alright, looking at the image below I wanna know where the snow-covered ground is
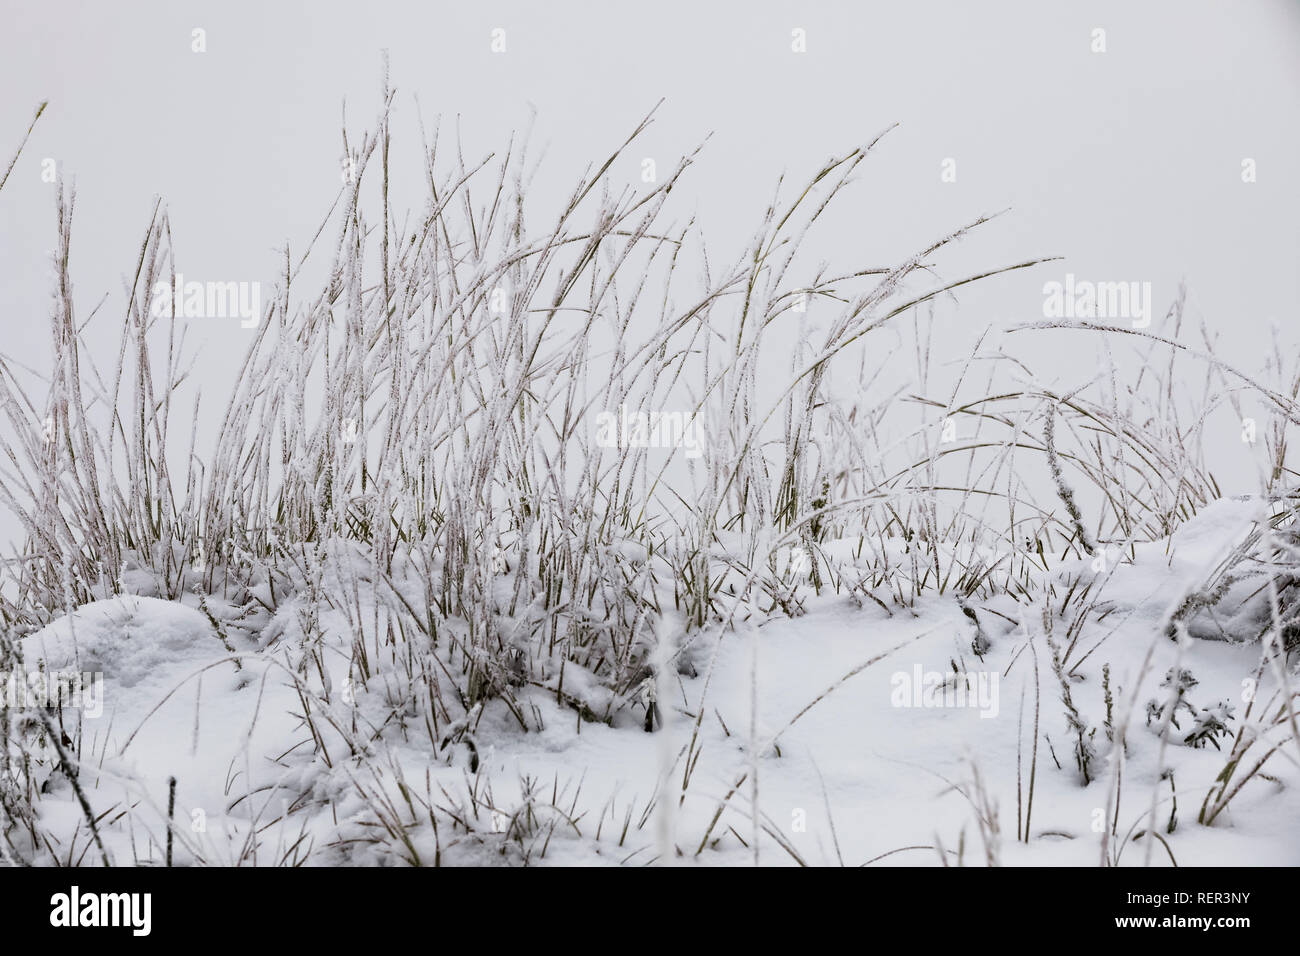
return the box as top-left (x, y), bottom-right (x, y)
top-left (11, 496), bottom-right (1296, 867)
top-left (3, 26), bottom-right (1296, 868)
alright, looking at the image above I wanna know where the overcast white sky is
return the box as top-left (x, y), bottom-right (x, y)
top-left (1, 0), bottom-right (1298, 500)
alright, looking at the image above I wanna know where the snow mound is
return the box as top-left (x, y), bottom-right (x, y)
top-left (18, 596), bottom-right (222, 689)
top-left (1166, 495), bottom-right (1261, 564)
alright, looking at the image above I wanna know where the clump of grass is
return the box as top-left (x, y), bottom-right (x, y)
top-left (2, 76), bottom-right (1296, 867)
